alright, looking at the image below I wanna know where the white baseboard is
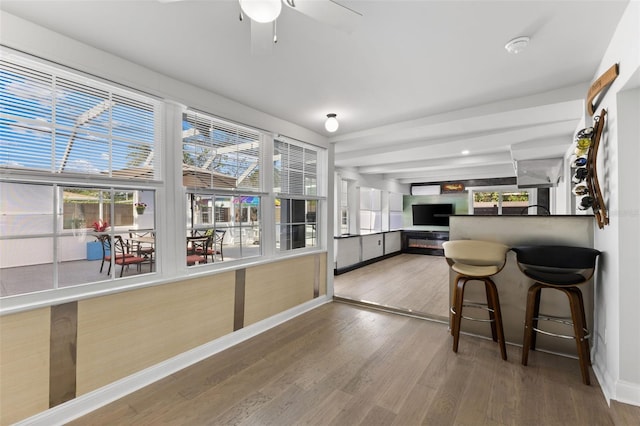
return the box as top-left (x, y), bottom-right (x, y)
top-left (616, 380), bottom-right (640, 407)
top-left (593, 361), bottom-right (615, 405)
top-left (593, 361), bottom-right (640, 408)
top-left (16, 296), bottom-right (331, 426)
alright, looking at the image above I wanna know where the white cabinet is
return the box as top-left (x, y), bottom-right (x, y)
top-left (335, 237), bottom-right (360, 269)
top-left (361, 234), bottom-right (384, 261)
top-left (335, 231), bottom-right (401, 273)
top-left (384, 231), bottom-right (402, 254)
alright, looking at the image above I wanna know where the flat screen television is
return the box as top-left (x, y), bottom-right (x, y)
top-left (412, 203), bottom-right (454, 226)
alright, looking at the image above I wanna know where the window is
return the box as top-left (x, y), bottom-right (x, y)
top-left (339, 179), bottom-right (349, 235)
top-left (1, 49), bottom-right (328, 301)
top-left (182, 110), bottom-right (260, 191)
top-left (182, 110), bottom-right (263, 263)
top-left (1, 56), bottom-right (159, 180)
top-left (274, 137), bottom-right (323, 251)
top-left (360, 187), bottom-right (381, 233)
top-left (186, 192), bottom-right (261, 263)
top-left (63, 188), bottom-right (136, 229)
top-left (0, 181), bottom-right (157, 297)
top-left (0, 52), bottom-right (161, 297)
top-left (389, 192), bottom-right (404, 230)
top-left (471, 189), bottom-right (533, 215)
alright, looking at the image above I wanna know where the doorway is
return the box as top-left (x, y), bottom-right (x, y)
top-left (333, 252), bottom-right (450, 321)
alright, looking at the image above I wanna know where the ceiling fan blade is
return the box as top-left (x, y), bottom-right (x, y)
top-left (250, 20), bottom-right (274, 55)
top-left (290, 0), bottom-right (362, 33)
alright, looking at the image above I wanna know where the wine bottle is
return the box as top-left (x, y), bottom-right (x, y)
top-left (575, 126), bottom-right (594, 140)
top-left (575, 147), bottom-right (589, 157)
top-left (572, 184), bottom-right (589, 196)
top-left (576, 138), bottom-right (592, 150)
top-left (578, 196), bottom-right (594, 211)
top-left (572, 156), bottom-right (588, 168)
top-left (572, 167), bottom-right (588, 183)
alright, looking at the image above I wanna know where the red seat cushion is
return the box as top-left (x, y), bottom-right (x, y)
top-left (186, 254), bottom-right (206, 265)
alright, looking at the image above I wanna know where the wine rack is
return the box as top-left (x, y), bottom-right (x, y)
top-left (572, 108), bottom-right (608, 229)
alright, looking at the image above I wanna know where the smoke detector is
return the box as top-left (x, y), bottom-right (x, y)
top-left (505, 36), bottom-right (530, 54)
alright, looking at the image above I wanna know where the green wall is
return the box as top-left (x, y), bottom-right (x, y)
top-left (403, 193), bottom-right (469, 230)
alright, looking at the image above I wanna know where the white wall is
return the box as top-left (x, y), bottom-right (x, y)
top-left (617, 85), bottom-right (640, 399)
top-left (336, 168), bottom-right (410, 194)
top-left (589, 0), bottom-right (640, 406)
top-left (334, 167), bottom-right (410, 236)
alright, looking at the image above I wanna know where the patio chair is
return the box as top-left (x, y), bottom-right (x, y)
top-left (100, 235), bottom-right (146, 276)
top-left (213, 229), bottom-right (226, 261)
top-left (98, 234), bottom-right (132, 273)
top-left (128, 230), bottom-right (155, 267)
top-left (193, 229), bottom-right (224, 262)
top-left (187, 236), bottom-right (210, 266)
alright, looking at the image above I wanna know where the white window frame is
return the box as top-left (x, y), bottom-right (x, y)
top-left (0, 49), bottom-right (329, 308)
top-left (467, 186), bottom-right (537, 215)
top-left (180, 109), bottom-right (267, 267)
top-left (0, 49), bottom-right (163, 299)
top-left (388, 192), bottom-right (404, 231)
top-left (359, 187), bottom-right (382, 233)
top-left (274, 136), bottom-right (326, 253)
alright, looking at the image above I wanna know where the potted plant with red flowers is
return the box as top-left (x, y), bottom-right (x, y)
top-left (92, 220), bottom-right (109, 233)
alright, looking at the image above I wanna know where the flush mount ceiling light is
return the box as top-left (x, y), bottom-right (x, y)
top-left (239, 0), bottom-right (282, 23)
top-left (505, 36), bottom-right (530, 54)
top-left (324, 113), bottom-right (339, 132)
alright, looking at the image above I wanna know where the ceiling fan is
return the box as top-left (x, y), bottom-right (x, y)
top-left (160, 0), bottom-right (362, 55)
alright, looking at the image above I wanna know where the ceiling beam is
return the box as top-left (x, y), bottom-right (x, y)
top-left (392, 163), bottom-right (516, 184)
top-left (357, 152), bottom-right (513, 175)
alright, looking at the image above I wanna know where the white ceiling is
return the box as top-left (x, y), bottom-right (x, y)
top-left (0, 0), bottom-right (630, 184)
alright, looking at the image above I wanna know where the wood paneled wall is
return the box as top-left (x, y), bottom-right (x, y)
top-left (244, 254), bottom-right (326, 326)
top-left (0, 308), bottom-right (51, 426)
top-left (76, 272), bottom-right (237, 394)
top-left (0, 253), bottom-right (327, 425)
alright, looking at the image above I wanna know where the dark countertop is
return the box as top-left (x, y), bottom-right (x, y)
top-left (334, 230), bottom-right (402, 239)
top-left (449, 214), bottom-right (594, 217)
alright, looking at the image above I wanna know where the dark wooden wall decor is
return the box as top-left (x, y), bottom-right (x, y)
top-left (587, 63), bottom-right (619, 116)
top-left (441, 182), bottom-right (465, 193)
top-left (578, 63), bottom-right (618, 228)
top-left (586, 109), bottom-right (609, 229)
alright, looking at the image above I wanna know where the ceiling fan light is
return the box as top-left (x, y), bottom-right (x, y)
top-left (505, 36), bottom-right (530, 54)
top-left (239, 0), bottom-right (282, 23)
top-left (325, 113), bottom-right (339, 132)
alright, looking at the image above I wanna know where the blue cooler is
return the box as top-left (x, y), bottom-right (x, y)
top-left (86, 241), bottom-right (106, 260)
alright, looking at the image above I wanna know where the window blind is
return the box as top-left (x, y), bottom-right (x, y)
top-left (182, 110), bottom-right (261, 191)
top-left (274, 138), bottom-right (318, 196)
top-left (0, 55), bottom-right (160, 180)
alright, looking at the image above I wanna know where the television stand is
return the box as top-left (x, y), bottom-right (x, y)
top-left (402, 230), bottom-right (449, 256)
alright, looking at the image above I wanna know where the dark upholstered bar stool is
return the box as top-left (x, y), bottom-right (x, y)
top-left (511, 245), bottom-right (600, 385)
top-left (443, 240), bottom-right (510, 360)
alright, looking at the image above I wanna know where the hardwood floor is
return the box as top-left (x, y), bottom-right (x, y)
top-left (333, 254), bottom-right (450, 319)
top-left (69, 302), bottom-right (640, 425)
